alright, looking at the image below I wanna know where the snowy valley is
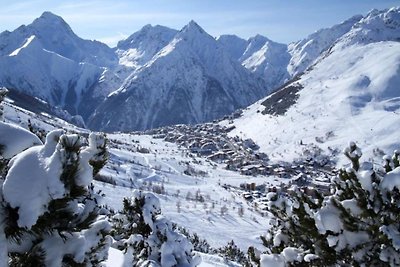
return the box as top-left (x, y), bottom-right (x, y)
top-left (0, 5), bottom-right (400, 267)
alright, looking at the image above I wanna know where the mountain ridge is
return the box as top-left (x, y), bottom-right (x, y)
top-left (1, 8), bottom-right (399, 132)
top-left (88, 20), bottom-right (267, 131)
top-left (223, 7), bottom-right (400, 165)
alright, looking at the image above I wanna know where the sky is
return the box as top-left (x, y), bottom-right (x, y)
top-left (0, 0), bottom-right (398, 47)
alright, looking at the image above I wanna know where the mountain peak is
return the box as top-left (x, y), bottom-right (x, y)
top-left (247, 34), bottom-right (272, 47)
top-left (116, 24), bottom-right (177, 53)
top-left (140, 24), bottom-right (154, 32)
top-left (181, 20), bottom-right (206, 35)
top-left (35, 11), bottom-right (69, 26)
top-left (362, 6), bottom-right (400, 23)
top-left (332, 6), bottom-right (400, 51)
top-left (30, 11), bottom-right (74, 37)
top-left (252, 34), bottom-right (268, 41)
top-left (39, 11), bottom-right (62, 19)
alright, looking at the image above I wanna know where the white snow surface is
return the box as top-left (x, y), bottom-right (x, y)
top-left (3, 129), bottom-right (65, 228)
top-left (2, 7), bottom-right (400, 266)
top-left (218, 34), bottom-right (290, 90)
top-left (2, 102), bottom-right (285, 265)
top-left (260, 254), bottom-right (285, 267)
top-left (99, 133), bottom-right (275, 251)
top-left (380, 167), bottom-right (400, 191)
top-left (216, 35), bottom-right (247, 61)
top-left (287, 14), bottom-right (363, 76)
top-left (2, 130), bottom-right (103, 228)
top-left (240, 36), bottom-right (290, 90)
top-left (224, 41), bottom-right (400, 166)
top-left (40, 220), bottom-right (111, 266)
top-left (117, 24), bottom-right (177, 68)
top-left (0, 121), bottom-right (42, 159)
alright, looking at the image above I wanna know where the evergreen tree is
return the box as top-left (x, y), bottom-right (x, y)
top-left (0, 88), bottom-right (9, 173)
top-left (343, 141), bottom-right (362, 171)
top-left (218, 240), bottom-right (251, 266)
top-left (112, 190), bottom-right (200, 267)
top-left (256, 142), bottom-right (400, 266)
top-left (89, 133), bottom-right (108, 177)
top-left (0, 88), bottom-right (7, 121)
top-left (1, 130), bottom-right (111, 266)
top-left (393, 150), bottom-right (400, 168)
top-left (383, 155), bottom-right (393, 173)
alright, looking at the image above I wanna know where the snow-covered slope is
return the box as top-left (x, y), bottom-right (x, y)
top-left (216, 34), bottom-right (247, 61)
top-left (240, 35), bottom-right (290, 90)
top-left (88, 21), bottom-right (267, 132)
top-left (332, 7), bottom-right (400, 51)
top-left (218, 34), bottom-right (290, 91)
top-left (224, 38), bottom-right (400, 165)
top-left (2, 94), bottom-right (278, 260)
top-left (117, 24), bottom-right (178, 68)
top-left (287, 14), bottom-right (363, 76)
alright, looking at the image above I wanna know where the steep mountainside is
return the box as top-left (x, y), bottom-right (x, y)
top-left (117, 24), bottom-right (178, 68)
top-left (218, 34), bottom-right (290, 90)
top-left (216, 35), bottom-right (247, 61)
top-left (287, 14), bottom-right (363, 76)
top-left (240, 35), bottom-right (290, 90)
top-left (88, 21), bottom-right (267, 132)
top-left (223, 7), bottom-right (400, 165)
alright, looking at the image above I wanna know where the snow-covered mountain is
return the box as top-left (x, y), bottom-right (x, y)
top-left (240, 35), bottom-right (290, 89)
top-left (218, 34), bottom-right (290, 90)
top-left (1, 8), bottom-right (399, 134)
top-left (216, 35), bottom-right (248, 61)
top-left (117, 24), bottom-right (178, 68)
top-left (223, 7), bottom-right (400, 166)
top-left (0, 12), bottom-right (117, 117)
top-left (0, 14), bottom-right (270, 132)
top-left (87, 21), bottom-right (267, 132)
top-left (287, 14), bottom-right (363, 76)
top-left (2, 7), bottom-right (400, 266)
top-left (0, 12), bottom-right (117, 66)
top-left (331, 7), bottom-right (400, 51)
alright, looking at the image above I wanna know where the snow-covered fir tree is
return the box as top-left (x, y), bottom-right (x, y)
top-left (0, 125), bottom-right (111, 266)
top-left (254, 142), bottom-right (400, 266)
top-left (112, 189), bottom-right (200, 267)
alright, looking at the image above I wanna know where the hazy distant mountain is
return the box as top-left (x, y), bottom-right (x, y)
top-left (216, 35), bottom-right (248, 60)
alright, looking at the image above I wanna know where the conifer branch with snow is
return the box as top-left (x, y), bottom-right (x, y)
top-left (255, 142), bottom-right (400, 266)
top-left (112, 190), bottom-right (200, 267)
top-left (0, 125), bottom-right (111, 266)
